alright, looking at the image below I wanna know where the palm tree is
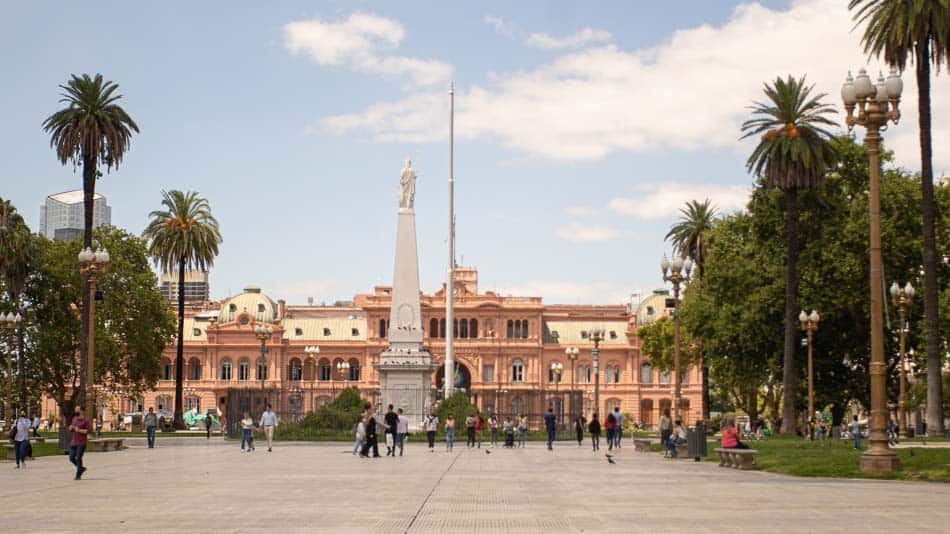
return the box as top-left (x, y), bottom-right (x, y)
top-left (850, 0), bottom-right (949, 435)
top-left (666, 198), bottom-right (718, 420)
top-left (741, 76), bottom-right (838, 434)
top-left (42, 73), bottom-right (139, 414)
top-left (0, 199), bottom-right (34, 411)
top-left (144, 190), bottom-right (221, 429)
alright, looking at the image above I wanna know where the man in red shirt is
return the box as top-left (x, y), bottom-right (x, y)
top-left (68, 405), bottom-right (91, 480)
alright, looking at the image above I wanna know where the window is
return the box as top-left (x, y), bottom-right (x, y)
top-left (238, 360), bottom-right (250, 381)
top-left (429, 318), bottom-right (438, 339)
top-left (606, 366), bottom-right (621, 384)
top-left (513, 320), bottom-right (521, 339)
top-left (229, 303), bottom-right (237, 312)
top-left (257, 359), bottom-right (268, 381)
top-left (239, 316), bottom-right (249, 326)
top-left (646, 306), bottom-right (654, 315)
top-left (453, 319), bottom-right (458, 337)
top-left (483, 364), bottom-right (495, 383)
top-left (220, 359), bottom-right (232, 381)
top-left (511, 359), bottom-right (524, 382)
top-left (576, 365), bottom-right (591, 384)
top-left (659, 370), bottom-right (671, 384)
top-left (511, 397), bottom-right (523, 418)
top-left (295, 327), bottom-right (303, 336)
top-left (521, 320), bottom-right (529, 339)
top-left (323, 327), bottom-right (331, 336)
top-left (379, 319), bottom-right (387, 338)
top-left (288, 358), bottom-right (302, 381)
top-left (348, 359), bottom-right (360, 381)
top-left (548, 365), bottom-right (563, 383)
top-left (439, 318), bottom-right (446, 338)
top-left (186, 396), bottom-right (200, 412)
top-left (507, 320), bottom-right (514, 339)
top-left (161, 359), bottom-right (173, 381)
top-left (609, 330), bottom-right (617, 339)
top-left (460, 319), bottom-right (468, 339)
top-left (351, 328), bottom-right (359, 337)
top-left (188, 358), bottom-right (201, 381)
top-left (470, 319), bottom-right (478, 338)
top-left (580, 330), bottom-right (589, 339)
top-left (156, 395), bottom-right (172, 412)
top-left (318, 359), bottom-right (331, 381)
top-left (257, 303), bottom-right (265, 313)
top-left (193, 328), bottom-right (202, 337)
top-left (641, 363), bottom-right (653, 384)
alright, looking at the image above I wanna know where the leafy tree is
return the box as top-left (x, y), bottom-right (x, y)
top-left (42, 73), bottom-right (139, 413)
top-left (741, 75), bottom-right (838, 433)
top-left (23, 226), bottom-right (175, 423)
top-left (850, 0), bottom-right (950, 434)
top-left (636, 317), bottom-right (699, 375)
top-left (0, 198), bottom-right (34, 411)
top-left (143, 190), bottom-right (221, 429)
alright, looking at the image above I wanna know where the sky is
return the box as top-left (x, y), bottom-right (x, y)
top-left (1, 0), bottom-right (948, 306)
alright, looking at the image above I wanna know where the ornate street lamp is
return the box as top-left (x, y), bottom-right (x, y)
top-left (565, 346), bottom-right (579, 417)
top-left (78, 246), bottom-right (110, 418)
top-left (253, 324), bottom-right (273, 392)
top-left (842, 66), bottom-right (903, 473)
top-left (590, 329), bottom-right (604, 418)
top-left (1, 311), bottom-right (23, 415)
top-left (336, 360), bottom-right (351, 398)
top-left (305, 345), bottom-right (319, 411)
top-left (799, 310), bottom-right (820, 425)
top-left (662, 254), bottom-right (692, 421)
top-left (890, 281), bottom-right (914, 438)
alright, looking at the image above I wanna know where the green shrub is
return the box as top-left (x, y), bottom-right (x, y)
top-left (436, 391), bottom-right (477, 433)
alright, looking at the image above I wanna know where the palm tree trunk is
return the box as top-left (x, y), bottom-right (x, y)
top-left (173, 258), bottom-right (186, 429)
top-left (916, 42), bottom-right (943, 435)
top-left (781, 188), bottom-right (799, 434)
top-left (78, 155), bottom-right (96, 418)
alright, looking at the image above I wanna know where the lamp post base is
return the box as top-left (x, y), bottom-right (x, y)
top-left (860, 450), bottom-right (900, 474)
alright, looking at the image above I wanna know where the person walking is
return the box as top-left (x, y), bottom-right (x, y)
top-left (424, 411), bottom-right (438, 452)
top-left (475, 413), bottom-right (484, 449)
top-left (518, 414), bottom-right (528, 448)
top-left (360, 408), bottom-right (380, 458)
top-left (488, 413), bottom-right (499, 448)
top-left (852, 415), bottom-right (861, 450)
top-left (445, 414), bottom-right (455, 452)
top-left (31, 415), bottom-right (40, 438)
top-left (605, 412), bottom-right (616, 451)
top-left (573, 415), bottom-right (584, 447)
top-left (612, 407), bottom-right (624, 449)
top-left (588, 413), bottom-right (601, 451)
top-left (259, 404), bottom-right (278, 452)
top-left (544, 407), bottom-right (556, 451)
top-left (465, 412), bottom-right (477, 448)
top-left (204, 413), bottom-right (212, 439)
top-left (13, 411), bottom-right (32, 468)
top-left (658, 408), bottom-right (672, 451)
top-left (384, 404), bottom-right (398, 457)
top-left (396, 408), bottom-right (409, 457)
top-left (240, 411), bottom-right (255, 452)
top-left (143, 407), bottom-right (158, 449)
top-left (67, 405), bottom-right (91, 480)
top-left (352, 416), bottom-right (366, 456)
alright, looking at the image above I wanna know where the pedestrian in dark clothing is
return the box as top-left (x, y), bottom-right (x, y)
top-left (588, 413), bottom-right (601, 451)
top-left (68, 405), bottom-right (91, 480)
top-left (574, 415), bottom-right (584, 446)
top-left (360, 409), bottom-right (380, 458)
top-left (205, 414), bottom-right (212, 439)
top-left (384, 404), bottom-right (398, 457)
top-left (605, 413), bottom-right (616, 451)
top-left (544, 408), bottom-right (556, 450)
top-left (465, 412), bottom-right (478, 448)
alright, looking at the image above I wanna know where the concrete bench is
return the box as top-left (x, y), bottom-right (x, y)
top-left (633, 439), bottom-right (651, 452)
top-left (714, 447), bottom-right (758, 470)
top-left (671, 443), bottom-right (688, 459)
top-left (30, 437), bottom-right (46, 444)
top-left (88, 438), bottom-right (124, 452)
top-left (4, 444), bottom-right (28, 461)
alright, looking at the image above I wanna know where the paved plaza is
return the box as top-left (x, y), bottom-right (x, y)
top-left (4, 438), bottom-right (950, 533)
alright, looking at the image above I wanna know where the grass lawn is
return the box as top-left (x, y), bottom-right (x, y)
top-left (676, 436), bottom-right (950, 482)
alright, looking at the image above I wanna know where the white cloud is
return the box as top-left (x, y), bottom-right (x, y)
top-left (284, 13), bottom-right (451, 87)
top-left (525, 28), bottom-right (612, 50)
top-left (564, 206), bottom-right (598, 217)
top-left (484, 14), bottom-right (515, 38)
top-left (490, 279), bottom-right (633, 305)
top-left (608, 183), bottom-right (750, 220)
top-left (318, 0), bottom-right (950, 170)
top-left (554, 222), bottom-right (621, 242)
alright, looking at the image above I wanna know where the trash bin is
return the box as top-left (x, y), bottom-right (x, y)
top-left (905, 427), bottom-right (915, 438)
top-left (687, 422), bottom-right (707, 461)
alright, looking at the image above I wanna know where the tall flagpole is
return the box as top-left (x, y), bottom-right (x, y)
top-left (445, 83), bottom-right (455, 399)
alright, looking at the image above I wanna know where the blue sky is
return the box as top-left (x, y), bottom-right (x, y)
top-left (2, 1), bottom-right (946, 305)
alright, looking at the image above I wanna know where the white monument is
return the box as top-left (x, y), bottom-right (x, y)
top-left (375, 159), bottom-right (437, 429)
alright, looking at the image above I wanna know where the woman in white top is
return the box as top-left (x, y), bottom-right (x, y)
top-left (240, 412), bottom-right (255, 452)
top-left (14, 412), bottom-right (32, 468)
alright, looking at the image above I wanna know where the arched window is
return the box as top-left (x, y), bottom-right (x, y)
top-left (470, 319), bottom-right (478, 338)
top-left (576, 365), bottom-right (592, 384)
top-left (659, 370), bottom-right (671, 384)
top-left (439, 318), bottom-right (446, 338)
top-left (156, 395), bottom-right (172, 412)
top-left (511, 358), bottom-right (525, 382)
top-left (257, 359), bottom-right (268, 381)
top-left (606, 366), bottom-right (621, 384)
top-left (318, 358), bottom-right (331, 381)
top-left (548, 363), bottom-right (564, 383)
top-left (348, 358), bottom-right (360, 381)
top-left (521, 320), bottom-right (529, 339)
top-left (659, 398), bottom-right (672, 416)
top-left (220, 358), bottom-right (232, 381)
top-left (460, 319), bottom-right (469, 339)
top-left (379, 318), bottom-right (387, 338)
top-left (304, 358), bottom-right (316, 381)
top-left (641, 363), bottom-right (654, 384)
top-left (507, 320), bottom-right (514, 339)
top-left (429, 318), bottom-right (438, 339)
top-left (186, 395), bottom-right (201, 412)
top-left (288, 358), bottom-right (302, 381)
top-left (188, 357), bottom-right (202, 381)
top-left (238, 359), bottom-right (250, 381)
top-left (161, 358), bottom-right (173, 381)
top-left (640, 399), bottom-right (655, 426)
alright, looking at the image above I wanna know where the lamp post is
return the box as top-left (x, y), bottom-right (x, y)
top-left (550, 362), bottom-right (563, 424)
top-left (1, 311), bottom-right (22, 418)
top-left (253, 324), bottom-right (273, 392)
top-left (799, 310), bottom-right (820, 423)
top-left (289, 385), bottom-right (302, 422)
top-left (565, 346), bottom-right (579, 417)
top-left (890, 281), bottom-right (914, 438)
top-left (336, 360), bottom-right (351, 398)
top-left (662, 254), bottom-right (692, 422)
top-left (590, 329), bottom-right (603, 418)
top-left (842, 66), bottom-right (903, 473)
top-left (305, 345), bottom-right (319, 412)
top-left (78, 246), bottom-right (109, 419)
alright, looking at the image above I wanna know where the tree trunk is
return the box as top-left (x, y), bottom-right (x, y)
top-left (917, 42), bottom-right (944, 435)
top-left (17, 318), bottom-right (25, 410)
top-left (78, 155), bottom-right (96, 417)
top-left (173, 258), bottom-right (186, 429)
top-left (781, 188), bottom-right (800, 434)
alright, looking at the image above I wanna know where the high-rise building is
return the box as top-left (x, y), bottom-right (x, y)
top-left (39, 190), bottom-right (111, 240)
top-left (160, 270), bottom-right (210, 303)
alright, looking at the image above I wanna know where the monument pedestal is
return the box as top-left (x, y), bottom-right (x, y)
top-left (376, 350), bottom-right (437, 431)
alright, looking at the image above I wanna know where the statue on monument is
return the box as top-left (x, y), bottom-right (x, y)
top-left (399, 157), bottom-right (417, 209)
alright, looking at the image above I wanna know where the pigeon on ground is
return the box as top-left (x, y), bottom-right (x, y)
top-left (485, 450), bottom-right (490, 455)
top-left (605, 454), bottom-right (613, 458)
top-left (607, 457), bottom-right (616, 464)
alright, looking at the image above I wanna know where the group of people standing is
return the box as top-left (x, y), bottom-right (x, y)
top-left (353, 404), bottom-right (409, 458)
top-left (578, 406), bottom-right (626, 452)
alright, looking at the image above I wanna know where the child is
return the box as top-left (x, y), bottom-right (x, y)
top-left (240, 411), bottom-right (255, 452)
top-left (503, 417), bottom-right (515, 448)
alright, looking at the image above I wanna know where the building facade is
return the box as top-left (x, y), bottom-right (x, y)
top-left (160, 270), bottom-right (210, 303)
top-left (39, 189), bottom-right (111, 240)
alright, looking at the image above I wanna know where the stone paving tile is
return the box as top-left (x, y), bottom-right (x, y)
top-left (1, 439), bottom-right (949, 533)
